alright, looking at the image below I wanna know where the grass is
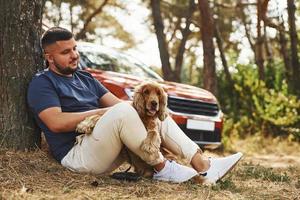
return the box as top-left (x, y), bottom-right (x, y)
top-left (211, 178), bottom-right (239, 192)
top-left (237, 162), bottom-right (291, 182)
top-left (0, 137), bottom-right (300, 200)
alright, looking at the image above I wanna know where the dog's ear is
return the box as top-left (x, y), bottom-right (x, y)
top-left (158, 87), bottom-right (168, 121)
top-left (133, 84), bottom-right (146, 117)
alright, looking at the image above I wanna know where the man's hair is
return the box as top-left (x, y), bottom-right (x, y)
top-left (40, 27), bottom-right (73, 50)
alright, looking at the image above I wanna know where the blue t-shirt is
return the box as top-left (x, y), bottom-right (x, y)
top-left (27, 69), bottom-right (108, 162)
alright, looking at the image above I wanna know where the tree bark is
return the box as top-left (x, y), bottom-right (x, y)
top-left (198, 0), bottom-right (217, 95)
top-left (0, 0), bottom-right (44, 149)
top-left (263, 24), bottom-right (273, 64)
top-left (287, 0), bottom-right (300, 94)
top-left (278, 23), bottom-right (292, 84)
top-left (150, 0), bottom-right (174, 81)
top-left (256, 0), bottom-right (265, 80)
top-left (215, 24), bottom-right (234, 90)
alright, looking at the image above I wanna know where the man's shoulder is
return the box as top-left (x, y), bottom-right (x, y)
top-left (27, 69), bottom-right (54, 97)
top-left (29, 68), bottom-right (51, 83)
top-left (32, 68), bottom-right (52, 79)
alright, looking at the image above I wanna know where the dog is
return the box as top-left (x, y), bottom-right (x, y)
top-left (75, 82), bottom-right (168, 177)
top-left (133, 82), bottom-right (168, 156)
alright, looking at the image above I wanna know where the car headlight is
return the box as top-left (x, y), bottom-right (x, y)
top-left (124, 88), bottom-right (135, 100)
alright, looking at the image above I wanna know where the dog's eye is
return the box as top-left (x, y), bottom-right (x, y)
top-left (143, 89), bottom-right (149, 95)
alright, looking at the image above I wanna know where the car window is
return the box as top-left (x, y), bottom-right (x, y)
top-left (78, 47), bottom-right (163, 81)
top-left (80, 52), bottom-right (115, 71)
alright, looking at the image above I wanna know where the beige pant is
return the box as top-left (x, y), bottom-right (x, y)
top-left (61, 102), bottom-right (200, 174)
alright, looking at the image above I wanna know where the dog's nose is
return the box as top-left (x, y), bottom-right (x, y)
top-left (151, 101), bottom-right (158, 107)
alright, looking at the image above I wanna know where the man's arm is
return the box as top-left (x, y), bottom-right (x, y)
top-left (39, 92), bottom-right (122, 133)
top-left (99, 92), bottom-right (122, 107)
top-left (39, 107), bottom-right (108, 133)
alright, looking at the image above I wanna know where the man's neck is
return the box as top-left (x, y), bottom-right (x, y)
top-left (49, 65), bottom-right (73, 77)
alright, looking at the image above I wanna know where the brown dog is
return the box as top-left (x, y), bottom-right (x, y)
top-left (133, 82), bottom-right (168, 156)
top-left (75, 82), bottom-right (168, 177)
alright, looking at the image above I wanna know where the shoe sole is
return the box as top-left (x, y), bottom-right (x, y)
top-left (217, 152), bottom-right (243, 182)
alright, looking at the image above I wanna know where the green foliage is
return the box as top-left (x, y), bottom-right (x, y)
top-left (218, 62), bottom-right (300, 141)
top-left (43, 0), bottom-right (136, 49)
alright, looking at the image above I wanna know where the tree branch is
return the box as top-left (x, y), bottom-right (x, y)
top-left (75, 0), bottom-right (109, 40)
top-left (174, 0), bottom-right (196, 76)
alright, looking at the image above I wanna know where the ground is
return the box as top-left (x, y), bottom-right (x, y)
top-left (0, 136), bottom-right (299, 200)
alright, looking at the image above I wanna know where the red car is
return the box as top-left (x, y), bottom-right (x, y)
top-left (77, 42), bottom-right (223, 149)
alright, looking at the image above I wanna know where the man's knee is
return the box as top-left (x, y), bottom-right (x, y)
top-left (112, 102), bottom-right (137, 118)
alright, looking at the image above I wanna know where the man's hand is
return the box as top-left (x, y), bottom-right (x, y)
top-left (76, 114), bottom-right (102, 135)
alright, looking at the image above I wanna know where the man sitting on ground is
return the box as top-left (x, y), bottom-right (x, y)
top-left (27, 27), bottom-right (243, 184)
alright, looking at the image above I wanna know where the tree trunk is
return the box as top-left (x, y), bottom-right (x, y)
top-left (278, 23), bottom-right (292, 84)
top-left (215, 24), bottom-right (234, 89)
top-left (174, 0), bottom-right (196, 82)
top-left (239, 0), bottom-right (266, 80)
top-left (256, 0), bottom-right (265, 80)
top-left (198, 0), bottom-right (217, 95)
top-left (263, 24), bottom-right (273, 64)
top-left (287, 0), bottom-right (300, 95)
top-left (70, 3), bottom-right (74, 33)
top-left (150, 0), bottom-right (174, 81)
top-left (0, 0), bottom-right (44, 149)
top-left (239, 4), bottom-right (255, 52)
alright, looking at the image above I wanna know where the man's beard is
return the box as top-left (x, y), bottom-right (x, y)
top-left (53, 59), bottom-right (78, 75)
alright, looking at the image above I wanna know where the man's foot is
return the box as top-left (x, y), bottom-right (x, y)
top-left (201, 152), bottom-right (243, 184)
top-left (153, 160), bottom-right (198, 183)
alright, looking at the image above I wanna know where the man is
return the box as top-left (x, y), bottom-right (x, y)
top-left (27, 27), bottom-right (242, 184)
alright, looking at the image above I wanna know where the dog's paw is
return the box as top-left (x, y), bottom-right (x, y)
top-left (76, 115), bottom-right (101, 135)
top-left (140, 137), bottom-right (160, 154)
top-left (76, 123), bottom-right (93, 135)
top-left (158, 112), bottom-right (168, 121)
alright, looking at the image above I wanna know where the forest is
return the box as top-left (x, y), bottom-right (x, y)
top-left (43, 0), bottom-right (300, 143)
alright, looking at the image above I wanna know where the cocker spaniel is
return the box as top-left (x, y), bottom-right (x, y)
top-left (76, 82), bottom-right (168, 177)
top-left (133, 82), bottom-right (168, 155)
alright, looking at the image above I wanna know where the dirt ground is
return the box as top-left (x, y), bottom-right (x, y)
top-left (0, 137), bottom-right (299, 200)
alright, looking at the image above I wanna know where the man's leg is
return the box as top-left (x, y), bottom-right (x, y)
top-left (160, 116), bottom-right (243, 183)
top-left (61, 102), bottom-right (198, 183)
top-left (61, 102), bottom-right (164, 173)
top-left (160, 116), bottom-right (209, 170)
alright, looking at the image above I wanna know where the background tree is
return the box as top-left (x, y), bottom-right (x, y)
top-left (198, 0), bottom-right (217, 95)
top-left (75, 0), bottom-right (109, 40)
top-left (43, 0), bottom-right (136, 50)
top-left (81, 0), bottom-right (300, 139)
top-left (0, 0), bottom-right (44, 149)
top-left (0, 0), bottom-right (299, 154)
top-left (237, 1), bottom-right (268, 80)
top-left (150, 0), bottom-right (196, 82)
top-left (287, 0), bottom-right (300, 95)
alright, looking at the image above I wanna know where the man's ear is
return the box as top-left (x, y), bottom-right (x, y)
top-left (44, 53), bottom-right (53, 64)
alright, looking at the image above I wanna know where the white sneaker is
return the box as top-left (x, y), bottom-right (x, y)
top-left (153, 160), bottom-right (198, 183)
top-left (201, 152), bottom-right (243, 184)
